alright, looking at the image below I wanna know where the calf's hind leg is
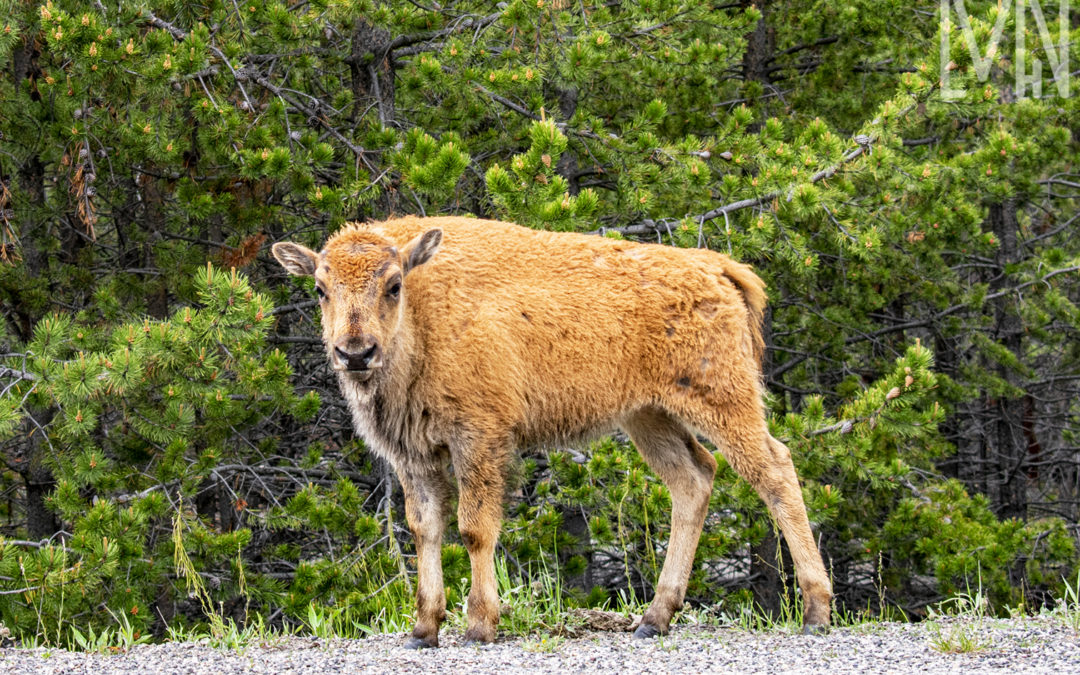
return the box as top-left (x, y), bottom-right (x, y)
top-left (758, 434), bottom-right (832, 630)
top-left (680, 393), bottom-right (832, 632)
top-left (621, 408), bottom-right (718, 638)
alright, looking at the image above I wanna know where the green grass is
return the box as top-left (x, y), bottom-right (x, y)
top-left (164, 614), bottom-right (289, 652)
top-left (924, 587), bottom-right (994, 654)
top-left (1052, 568), bottom-right (1080, 631)
top-left (8, 544), bottom-right (1077, 653)
top-left (300, 601), bottom-right (413, 641)
top-left (448, 554), bottom-right (583, 640)
top-left (68, 608), bottom-right (152, 653)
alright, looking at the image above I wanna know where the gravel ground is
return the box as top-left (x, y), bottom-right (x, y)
top-left (1, 616), bottom-right (1077, 674)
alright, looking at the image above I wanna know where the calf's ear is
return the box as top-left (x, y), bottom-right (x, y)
top-left (272, 242), bottom-right (318, 276)
top-left (402, 229), bottom-right (442, 275)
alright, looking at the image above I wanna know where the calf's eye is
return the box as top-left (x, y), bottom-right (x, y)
top-left (386, 281), bottom-right (401, 298)
top-left (315, 285), bottom-right (327, 300)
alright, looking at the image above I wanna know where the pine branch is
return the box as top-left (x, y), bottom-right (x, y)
top-left (141, 8), bottom-right (186, 40)
top-left (783, 385), bottom-right (909, 442)
top-left (0, 366), bottom-right (35, 381)
top-left (143, 9), bottom-right (252, 108)
top-left (0, 562), bottom-right (82, 595)
top-left (803, 419), bottom-right (855, 438)
top-left (211, 463), bottom-right (379, 492)
top-left (143, 9), bottom-right (371, 166)
top-left (595, 99), bottom-right (923, 237)
top-left (1, 538), bottom-right (75, 554)
top-left (266, 335), bottom-right (321, 345)
top-left (767, 35), bottom-right (840, 61)
top-left (269, 299), bottom-right (319, 316)
top-left (247, 72), bottom-right (375, 167)
top-left (388, 12), bottom-right (502, 52)
top-left (471, 82), bottom-right (602, 140)
top-left (842, 264), bottom-right (1080, 345)
top-left (1038, 178), bottom-right (1080, 190)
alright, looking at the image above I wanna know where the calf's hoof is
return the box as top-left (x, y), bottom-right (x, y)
top-left (404, 636), bottom-right (438, 649)
top-left (461, 627), bottom-right (496, 646)
top-left (632, 622), bottom-right (665, 640)
top-left (801, 622), bottom-right (829, 636)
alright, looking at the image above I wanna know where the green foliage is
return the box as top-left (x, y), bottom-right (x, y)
top-left (392, 129), bottom-right (470, 203)
top-left (0, 266), bottom-right (316, 644)
top-left (486, 121), bottom-right (600, 230)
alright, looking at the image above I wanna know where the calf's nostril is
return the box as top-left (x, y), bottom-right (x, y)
top-left (334, 341), bottom-right (379, 370)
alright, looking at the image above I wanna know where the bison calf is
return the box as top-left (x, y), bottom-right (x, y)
top-left (273, 216), bottom-right (831, 647)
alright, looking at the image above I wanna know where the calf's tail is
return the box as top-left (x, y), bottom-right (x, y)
top-left (721, 260), bottom-right (767, 367)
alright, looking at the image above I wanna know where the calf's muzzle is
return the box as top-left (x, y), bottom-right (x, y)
top-left (333, 336), bottom-right (381, 372)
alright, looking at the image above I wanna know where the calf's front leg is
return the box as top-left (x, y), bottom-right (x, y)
top-left (454, 457), bottom-right (507, 644)
top-left (398, 462), bottom-right (452, 649)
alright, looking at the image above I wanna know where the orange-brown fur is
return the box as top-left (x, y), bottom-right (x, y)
top-left (272, 216), bottom-right (831, 647)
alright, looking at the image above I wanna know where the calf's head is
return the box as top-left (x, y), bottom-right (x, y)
top-left (272, 227), bottom-right (442, 379)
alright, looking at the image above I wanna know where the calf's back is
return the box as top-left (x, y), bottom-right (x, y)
top-left (353, 216), bottom-right (765, 452)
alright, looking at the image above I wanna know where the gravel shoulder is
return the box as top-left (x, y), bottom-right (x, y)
top-left (1, 615), bottom-right (1078, 675)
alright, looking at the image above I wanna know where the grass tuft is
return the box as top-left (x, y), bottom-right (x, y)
top-left (925, 587), bottom-right (994, 654)
top-left (1053, 568), bottom-right (1080, 632)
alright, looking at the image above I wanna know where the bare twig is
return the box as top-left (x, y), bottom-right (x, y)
top-left (388, 12), bottom-right (502, 52)
top-left (269, 299), bottom-right (319, 316)
top-left (0, 366), bottom-right (36, 381)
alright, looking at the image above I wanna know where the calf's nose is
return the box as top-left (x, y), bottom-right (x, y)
top-left (334, 339), bottom-right (380, 371)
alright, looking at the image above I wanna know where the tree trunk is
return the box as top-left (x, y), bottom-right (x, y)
top-left (9, 36), bottom-right (60, 540)
top-left (349, 19), bottom-right (397, 215)
top-left (749, 528), bottom-right (793, 619)
top-left (759, 300), bottom-right (794, 615)
top-left (350, 20), bottom-right (395, 128)
top-left (935, 332), bottom-right (983, 488)
top-left (988, 200), bottom-right (1027, 520)
top-left (553, 84), bottom-right (581, 196)
top-left (23, 469), bottom-right (60, 539)
top-left (742, 1), bottom-right (775, 86)
top-left (19, 409), bottom-right (60, 539)
top-left (559, 505), bottom-right (592, 590)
